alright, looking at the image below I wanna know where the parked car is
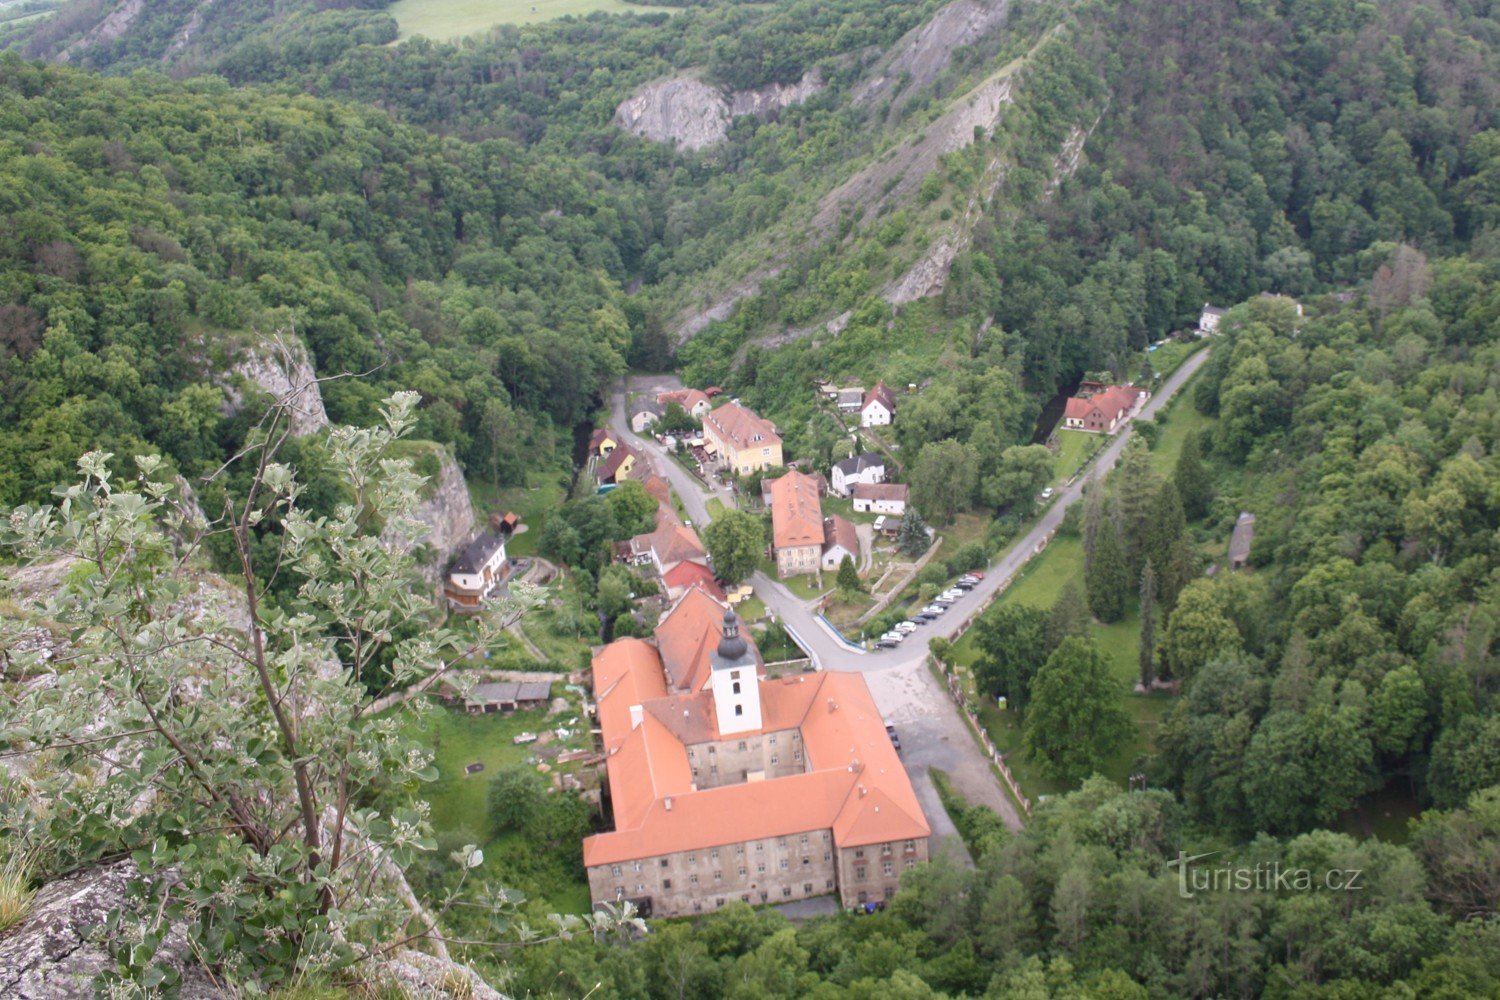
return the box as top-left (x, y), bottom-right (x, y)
top-left (953, 580), bottom-right (976, 591)
top-left (922, 605), bottom-right (947, 616)
top-left (881, 631), bottom-right (906, 644)
top-left (875, 639), bottom-right (899, 649)
top-left (941, 588), bottom-right (965, 599)
top-left (895, 621), bottom-right (918, 634)
top-left (914, 612), bottom-right (938, 623)
top-left (1040, 487), bottom-right (1055, 500)
top-left (968, 571), bottom-right (985, 580)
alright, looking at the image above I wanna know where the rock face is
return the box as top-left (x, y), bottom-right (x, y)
top-left (853, 0), bottom-right (1010, 114)
top-left (222, 334), bottom-right (329, 437)
top-left (615, 70), bottom-right (823, 150)
top-left (403, 449), bottom-right (478, 585)
top-left (0, 864), bottom-right (225, 999)
top-left (57, 0), bottom-right (146, 61)
top-left (0, 863), bottom-right (509, 999)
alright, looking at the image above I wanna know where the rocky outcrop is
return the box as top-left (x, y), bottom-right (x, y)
top-left (818, 72), bottom-right (1015, 234)
top-left (401, 448), bottom-right (477, 585)
top-left (0, 863), bottom-right (508, 999)
top-left (853, 0), bottom-right (1010, 114)
top-left (0, 864), bottom-right (224, 999)
top-left (222, 334), bottom-right (329, 437)
top-left (615, 70), bottom-right (823, 151)
top-left (57, 0), bottom-right (146, 62)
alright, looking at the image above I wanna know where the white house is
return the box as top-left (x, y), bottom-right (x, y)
top-left (821, 515), bottom-right (859, 572)
top-left (445, 534), bottom-right (508, 610)
top-left (852, 482), bottom-right (908, 516)
top-left (860, 383), bottom-right (897, 427)
top-left (831, 452), bottom-right (886, 497)
top-left (1198, 304), bottom-right (1226, 336)
top-left (630, 397), bottom-right (664, 433)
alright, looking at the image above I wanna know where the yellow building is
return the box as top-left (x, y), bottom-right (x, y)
top-left (702, 402), bottom-right (782, 475)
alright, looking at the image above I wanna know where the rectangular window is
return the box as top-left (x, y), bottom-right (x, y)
top-left (855, 849), bottom-right (864, 859)
top-left (738, 868), bottom-right (747, 878)
top-left (736, 845), bottom-right (745, 855)
top-left (688, 854), bottom-right (696, 865)
top-left (633, 862), bottom-right (642, 873)
top-left (735, 706), bottom-right (743, 716)
top-left (904, 840), bottom-right (916, 851)
top-left (710, 849), bottom-right (719, 860)
top-left (610, 865), bottom-right (621, 877)
top-left (770, 755), bottom-right (779, 765)
top-left (883, 862), bottom-right (894, 877)
top-left (732, 681), bottom-right (741, 695)
top-left (757, 862), bottom-right (766, 873)
top-left (738, 741), bottom-right (748, 751)
top-left (690, 874), bottom-right (699, 884)
top-left (800, 835), bottom-right (808, 847)
top-left (804, 883), bottom-right (813, 893)
top-left (823, 852), bottom-right (831, 861)
top-left (769, 735), bottom-right (777, 745)
top-left (730, 670), bottom-right (740, 680)
top-left (856, 867), bottom-right (867, 880)
top-left (694, 902), bottom-right (702, 912)
top-left (826, 879), bottom-right (834, 889)
top-left (661, 859), bottom-right (670, 868)
top-left (783, 887), bottom-right (792, 897)
top-left (756, 842), bottom-right (764, 852)
top-left (663, 879), bottom-right (672, 889)
top-left (714, 871), bottom-right (722, 882)
top-left (779, 859), bottom-right (789, 871)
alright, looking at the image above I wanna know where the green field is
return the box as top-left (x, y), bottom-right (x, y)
top-left (1051, 429), bottom-right (1100, 485)
top-left (390, 0), bottom-right (673, 39)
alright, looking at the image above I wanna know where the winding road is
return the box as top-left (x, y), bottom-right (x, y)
top-left (607, 349), bottom-right (1211, 836)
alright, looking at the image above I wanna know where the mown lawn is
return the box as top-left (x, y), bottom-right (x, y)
top-left (469, 472), bottom-right (569, 560)
top-left (391, 0), bottom-right (673, 39)
top-left (1052, 429), bottom-right (1101, 485)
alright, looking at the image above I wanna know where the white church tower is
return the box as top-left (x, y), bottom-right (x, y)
top-left (709, 609), bottom-right (762, 735)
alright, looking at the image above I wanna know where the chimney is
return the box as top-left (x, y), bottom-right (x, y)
top-left (629, 704), bottom-right (643, 729)
top-left (664, 797), bottom-right (673, 811)
top-left (858, 785), bottom-right (868, 798)
top-left (827, 699), bottom-right (838, 713)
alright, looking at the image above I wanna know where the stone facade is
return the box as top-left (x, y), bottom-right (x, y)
top-left (836, 838), bottom-right (929, 907)
top-left (589, 829), bottom-right (840, 917)
top-left (775, 540), bottom-right (821, 578)
top-left (685, 728), bottom-right (807, 789)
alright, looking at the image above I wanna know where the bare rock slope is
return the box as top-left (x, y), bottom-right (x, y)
top-left (615, 70), bottom-right (822, 151)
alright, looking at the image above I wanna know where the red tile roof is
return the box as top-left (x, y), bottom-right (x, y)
top-left (823, 515), bottom-right (858, 559)
top-left (582, 670), bottom-right (928, 868)
top-left (1064, 385), bottom-right (1145, 422)
top-left (662, 561), bottom-right (725, 602)
top-left (596, 440), bottom-right (636, 481)
top-left (704, 402), bottom-right (781, 453)
top-left (863, 382), bottom-right (897, 413)
top-left (653, 588), bottom-right (758, 693)
top-left (769, 471), bottom-right (824, 551)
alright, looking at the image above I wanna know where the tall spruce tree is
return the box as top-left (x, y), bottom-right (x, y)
top-left (1087, 523), bottom-right (1129, 623)
top-left (898, 507), bottom-right (931, 557)
top-left (1145, 478), bottom-right (1187, 578)
top-left (1139, 560), bottom-right (1158, 690)
top-left (1048, 582), bottom-right (1091, 646)
top-left (1175, 431), bottom-right (1214, 520)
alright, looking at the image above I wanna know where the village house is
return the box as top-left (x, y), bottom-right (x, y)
top-left (662, 561), bottom-right (726, 603)
top-left (630, 397), bottom-right (664, 433)
top-left (588, 427), bottom-right (620, 458)
top-left (852, 482), bottom-right (908, 516)
top-left (658, 388), bottom-right (713, 420)
top-left (830, 453), bottom-right (886, 497)
top-left (821, 515), bottom-right (859, 572)
top-left (1228, 511), bottom-right (1256, 570)
top-left (584, 599), bottom-right (929, 918)
top-left (703, 402), bottom-right (783, 476)
top-left (1062, 384), bottom-right (1149, 434)
top-left (444, 533), bottom-right (509, 610)
top-left (628, 510), bottom-right (710, 580)
top-left (860, 383), bottom-right (897, 428)
top-left (1198, 304), bottom-right (1226, 335)
top-left (596, 440), bottom-right (639, 485)
top-left (768, 470), bottom-right (824, 578)
top-left (836, 387), bottom-right (866, 413)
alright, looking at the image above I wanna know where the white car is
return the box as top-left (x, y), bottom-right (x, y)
top-left (941, 589), bottom-right (965, 599)
top-left (880, 631), bottom-right (906, 644)
top-left (923, 604), bottom-right (947, 616)
top-left (895, 621), bottom-right (919, 634)
top-left (1040, 487), bottom-right (1055, 500)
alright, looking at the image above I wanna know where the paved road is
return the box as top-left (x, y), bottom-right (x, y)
top-left (609, 377), bottom-right (729, 526)
top-left (606, 349), bottom-right (1211, 831)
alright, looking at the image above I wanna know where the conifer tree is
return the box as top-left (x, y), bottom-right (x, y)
top-left (1087, 523), bottom-right (1129, 623)
top-left (1139, 559), bottom-right (1158, 689)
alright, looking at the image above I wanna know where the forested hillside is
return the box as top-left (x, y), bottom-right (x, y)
top-left (0, 56), bottom-right (645, 507)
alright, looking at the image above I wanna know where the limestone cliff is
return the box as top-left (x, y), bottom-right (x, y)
top-left (852, 0), bottom-right (1011, 116)
top-left (221, 334), bottom-right (329, 437)
top-left (614, 70), bottom-right (823, 151)
top-left (398, 447), bottom-right (478, 585)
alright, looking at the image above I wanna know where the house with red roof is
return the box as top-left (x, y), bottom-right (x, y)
top-left (1062, 384), bottom-right (1149, 434)
top-left (584, 596), bottom-right (930, 917)
top-left (860, 383), bottom-right (897, 427)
